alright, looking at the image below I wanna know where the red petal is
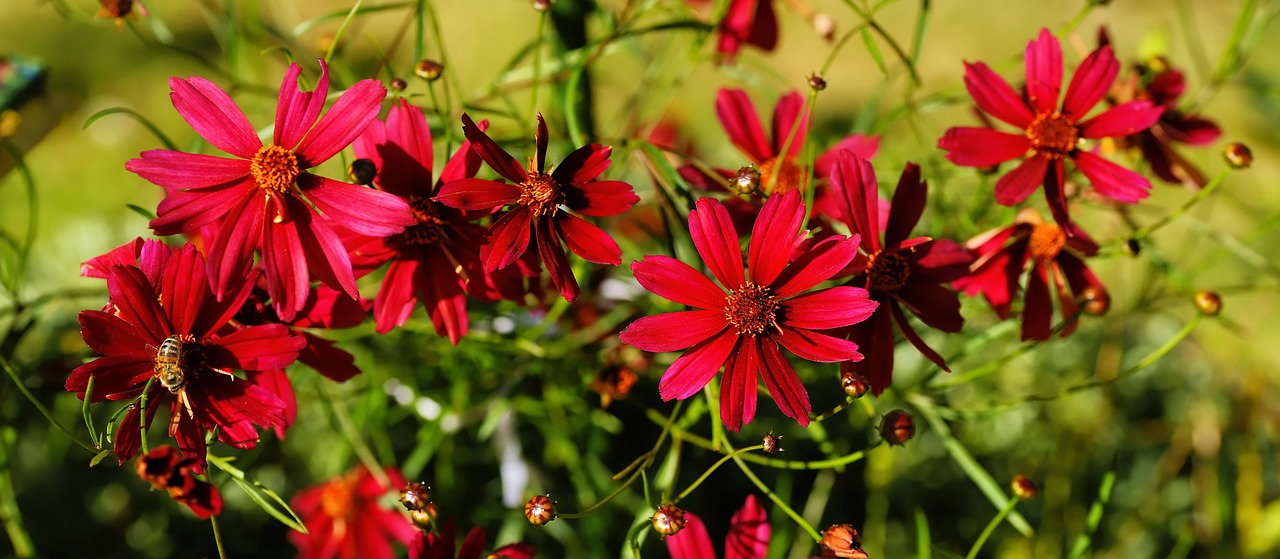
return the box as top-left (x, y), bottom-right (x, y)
top-left (771, 235), bottom-right (860, 298)
top-left (938, 127), bottom-right (1030, 167)
top-left (775, 325), bottom-right (863, 363)
top-left (719, 337), bottom-right (759, 431)
top-left (417, 258), bottom-right (468, 345)
top-left (385, 98), bottom-right (435, 178)
top-left (126, 150), bottom-right (251, 190)
top-left (785, 286), bottom-right (876, 329)
top-left (758, 341), bottom-right (811, 426)
top-left (963, 61), bottom-right (1035, 129)
top-left (484, 208), bottom-right (533, 271)
top-left (715, 89), bottom-right (773, 163)
top-left (462, 113), bottom-right (527, 183)
top-left (1062, 45), bottom-right (1119, 119)
top-left (630, 255), bottom-right (727, 310)
top-left (884, 163), bottom-right (926, 248)
top-left (666, 513), bottom-right (715, 559)
top-left (558, 214), bottom-right (622, 265)
top-left (1073, 151), bottom-right (1151, 203)
top-left (169, 76), bottom-right (261, 159)
top-left (296, 78), bottom-right (387, 165)
top-left (896, 280), bottom-right (964, 333)
top-left (1021, 264), bottom-right (1053, 341)
top-left (725, 495), bottom-right (771, 559)
top-left (108, 266), bottom-right (170, 342)
top-left (771, 91), bottom-right (808, 159)
top-left (657, 331), bottom-right (738, 401)
top-left (828, 151), bottom-right (881, 250)
top-left (538, 221), bottom-right (581, 302)
top-left (552, 143), bottom-right (613, 185)
top-left (690, 197), bottom-right (746, 289)
top-left (246, 368), bottom-right (295, 437)
top-left (435, 178), bottom-right (521, 210)
top-left (889, 302), bottom-right (950, 370)
top-left (262, 206), bottom-right (309, 323)
top-left (374, 257), bottom-right (420, 334)
top-left (298, 333), bottom-right (361, 382)
top-left (273, 62), bottom-right (328, 149)
top-left (150, 181), bottom-right (255, 236)
top-left (81, 238), bottom-right (145, 279)
top-left (565, 180), bottom-right (638, 217)
top-left (745, 0), bottom-right (778, 51)
top-left (159, 243), bottom-right (208, 337)
top-left (305, 175), bottom-right (416, 236)
top-left (293, 198), bottom-right (361, 302)
top-left (620, 310), bottom-right (728, 353)
top-left (994, 154), bottom-right (1049, 205)
top-left (1024, 29), bottom-right (1063, 115)
top-left (815, 134), bottom-right (881, 177)
top-left (1078, 101), bottom-right (1164, 139)
top-left (748, 190), bottom-right (806, 286)
top-left (78, 310), bottom-right (153, 359)
top-left (1162, 114), bottom-right (1221, 146)
top-left (203, 194), bottom-right (262, 302)
top-left (66, 355), bottom-right (153, 400)
top-left (214, 324), bottom-right (304, 370)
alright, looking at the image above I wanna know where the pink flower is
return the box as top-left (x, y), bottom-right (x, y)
top-left (127, 61), bottom-right (415, 322)
top-left (937, 29), bottom-right (1165, 227)
top-left (409, 521), bottom-right (535, 559)
top-left (290, 466), bottom-right (417, 559)
top-left (667, 495), bottom-right (769, 559)
top-left (620, 191), bottom-right (877, 430)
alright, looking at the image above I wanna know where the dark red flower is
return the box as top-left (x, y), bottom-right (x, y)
top-left (667, 495), bottom-right (769, 559)
top-left (290, 465), bottom-right (417, 559)
top-left (953, 209), bottom-right (1107, 341)
top-left (828, 153), bottom-right (973, 394)
top-left (67, 243), bottom-right (304, 467)
top-left (1111, 60), bottom-right (1222, 188)
top-left (686, 0), bottom-right (834, 62)
top-left (620, 191), bottom-right (877, 430)
top-left (409, 521), bottom-right (535, 559)
top-left (136, 445), bottom-right (222, 519)
top-left (937, 29), bottom-right (1165, 227)
top-left (126, 61), bottom-right (416, 322)
top-left (435, 114), bottom-right (639, 302)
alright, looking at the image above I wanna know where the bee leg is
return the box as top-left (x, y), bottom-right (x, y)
top-left (180, 390), bottom-right (195, 419)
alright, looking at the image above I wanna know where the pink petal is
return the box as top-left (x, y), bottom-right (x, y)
top-left (657, 331), bottom-right (738, 401)
top-left (538, 219), bottom-right (581, 301)
top-left (620, 310), bottom-right (728, 353)
top-left (273, 62), bottom-right (329, 149)
top-left (938, 127), bottom-right (1031, 167)
top-left (203, 194), bottom-right (262, 302)
top-left (462, 113), bottom-right (527, 183)
top-left (630, 255), bottom-right (728, 310)
top-left (1073, 150), bottom-right (1150, 203)
top-left (725, 495), bottom-right (771, 559)
top-left (159, 243), bottom-right (208, 336)
top-left (558, 214), bottom-right (622, 265)
top-left (565, 180), bottom-right (639, 217)
top-left (1078, 101), bottom-right (1164, 139)
top-left (771, 235), bottom-right (860, 298)
top-left (719, 336), bottom-right (759, 431)
top-left (666, 513), bottom-right (715, 559)
top-left (748, 190), bottom-right (806, 286)
top-left (483, 207), bottom-right (533, 271)
top-left (689, 197), bottom-right (746, 289)
top-left (1062, 44), bottom-right (1119, 119)
top-left (963, 61), bottom-right (1035, 129)
top-left (385, 98), bottom-right (434, 173)
top-left (1024, 29), bottom-right (1063, 115)
top-left (304, 175), bottom-right (415, 236)
top-left (262, 205), bottom-right (310, 322)
top-left (416, 258), bottom-right (468, 345)
top-left (775, 325), bottom-right (863, 363)
top-left (815, 134), bottom-right (881, 177)
top-left (758, 341), bottom-right (811, 427)
top-left (715, 89), bottom-right (773, 163)
top-left (435, 178), bottom-right (521, 210)
top-left (785, 286), bottom-right (876, 329)
top-left (293, 199), bottom-right (361, 301)
top-left (169, 75), bottom-right (262, 159)
top-left (295, 78), bottom-right (387, 165)
top-left (994, 155), bottom-right (1050, 205)
top-left (374, 257), bottom-right (420, 334)
top-left (81, 238), bottom-right (145, 279)
top-left (772, 91), bottom-right (809, 159)
top-left (150, 181), bottom-right (255, 236)
top-left (126, 150), bottom-right (252, 190)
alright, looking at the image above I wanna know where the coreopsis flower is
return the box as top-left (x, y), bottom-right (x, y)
top-left (686, 0), bottom-right (834, 62)
top-left (828, 153), bottom-right (973, 394)
top-left (619, 191), bottom-right (877, 430)
top-left (67, 243), bottom-right (303, 467)
top-left (290, 466), bottom-right (417, 559)
top-left (126, 61), bottom-right (416, 322)
top-left (953, 209), bottom-right (1107, 341)
top-left (136, 445), bottom-right (222, 519)
top-left (97, 0), bottom-right (147, 28)
top-left (435, 114), bottom-right (639, 302)
top-left (667, 495), bottom-right (769, 559)
top-left (409, 521), bottom-right (535, 559)
top-left (348, 99), bottom-right (515, 342)
top-left (1110, 60), bottom-right (1222, 189)
top-left (937, 29), bottom-right (1165, 227)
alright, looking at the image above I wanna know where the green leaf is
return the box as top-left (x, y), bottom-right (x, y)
top-left (291, 2), bottom-right (411, 37)
top-left (1067, 471), bottom-right (1115, 559)
top-left (208, 454), bottom-right (308, 533)
top-left (89, 448), bottom-right (112, 468)
top-left (125, 204), bottom-right (158, 221)
top-left (83, 108), bottom-right (176, 151)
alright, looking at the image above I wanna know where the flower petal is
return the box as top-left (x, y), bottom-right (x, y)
top-left (262, 202), bottom-right (310, 323)
top-left (304, 175), bottom-right (415, 236)
top-left (1021, 264), bottom-right (1053, 341)
top-left (203, 194), bottom-right (262, 302)
top-left (666, 513), bottom-right (715, 559)
top-left (82, 238), bottom-right (145, 279)
top-left (725, 495), bottom-right (771, 559)
top-left (775, 325), bottom-right (863, 363)
top-left (772, 91), bottom-right (808, 159)
top-left (758, 341), bottom-right (811, 427)
top-left (552, 143), bottom-right (613, 185)
top-left (294, 198), bottom-right (361, 302)
top-left (938, 127), bottom-right (1031, 167)
top-left (620, 310), bottom-right (728, 353)
top-left (107, 266), bottom-right (170, 343)
top-left (690, 197), bottom-right (746, 289)
top-left (565, 180), bottom-right (638, 217)
top-left (273, 62), bottom-right (329, 149)
top-left (715, 89), bottom-right (773, 163)
top-left (630, 255), bottom-right (727, 310)
top-left (884, 163), bottom-right (927, 248)
top-left (963, 61), bottom-right (1035, 129)
top-left (159, 243), bottom-right (209, 337)
top-left (785, 286), bottom-right (877, 330)
top-left (771, 235), bottom-right (860, 298)
top-left (169, 76), bottom-right (262, 159)
top-left (462, 113), bottom-right (527, 183)
top-left (538, 219), bottom-right (581, 301)
top-left (1062, 44), bottom-right (1120, 119)
top-left (890, 301), bottom-right (950, 371)
top-left (994, 154), bottom-right (1050, 205)
top-left (435, 178), bottom-right (521, 210)
top-left (213, 324), bottom-right (305, 370)
top-left (896, 280), bottom-right (964, 333)
top-left (78, 310), bottom-right (153, 359)
top-left (296, 79), bottom-right (387, 165)
top-left (126, 150), bottom-right (252, 190)
top-left (1073, 150), bottom-right (1151, 203)
top-left (657, 331), bottom-right (738, 401)
top-left (483, 207), bottom-right (533, 271)
top-left (374, 257), bottom-right (420, 334)
top-left (558, 214), bottom-right (622, 265)
top-left (298, 333), bottom-right (362, 382)
top-left (150, 181), bottom-right (254, 236)
top-left (815, 134), bottom-right (881, 177)
top-left (1078, 101), bottom-right (1164, 139)
top-left (719, 337), bottom-right (759, 431)
top-left (748, 190), bottom-right (806, 286)
top-left (828, 151), bottom-right (881, 251)
top-left (1025, 29), bottom-right (1063, 115)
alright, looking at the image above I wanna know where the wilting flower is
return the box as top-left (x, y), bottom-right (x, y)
top-left (127, 61), bottom-right (415, 322)
top-left (348, 99), bottom-right (504, 342)
top-left (435, 114), bottom-right (639, 302)
top-left (937, 28), bottom-right (1164, 227)
top-left (620, 191), bottom-right (877, 430)
top-left (667, 495), bottom-right (769, 559)
top-left (828, 153), bottom-right (973, 394)
top-left (1110, 59), bottom-right (1222, 189)
top-left (67, 243), bottom-right (302, 467)
top-left (954, 209), bottom-right (1107, 341)
top-left (136, 445), bottom-right (222, 519)
top-left (290, 465), bottom-right (417, 559)
top-left (409, 521), bottom-right (535, 559)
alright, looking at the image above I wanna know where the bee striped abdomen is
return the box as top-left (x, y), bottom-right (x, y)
top-left (154, 335), bottom-right (186, 394)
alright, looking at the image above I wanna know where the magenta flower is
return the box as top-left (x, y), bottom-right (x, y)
top-left (435, 114), bottom-right (639, 302)
top-left (409, 521), bottom-right (535, 559)
top-left (937, 29), bottom-right (1165, 226)
top-left (620, 190), bottom-right (877, 430)
top-left (290, 465), bottom-right (417, 559)
top-left (67, 243), bottom-right (304, 467)
top-left (829, 153), bottom-right (973, 394)
top-left (126, 61), bottom-right (416, 322)
top-left (667, 495), bottom-right (769, 559)
top-left (1115, 65), bottom-right (1222, 189)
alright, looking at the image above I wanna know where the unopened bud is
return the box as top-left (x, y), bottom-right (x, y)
top-left (532, 0), bottom-right (552, 11)
top-left (1193, 290), bottom-right (1222, 316)
top-left (1224, 142), bottom-right (1252, 169)
top-left (410, 502), bottom-right (439, 530)
top-left (762, 430), bottom-right (784, 454)
top-left (841, 371), bottom-right (869, 398)
top-left (820, 524), bottom-right (868, 559)
top-left (399, 482), bottom-right (431, 511)
top-left (348, 158), bottom-right (378, 185)
top-left (1080, 287), bottom-right (1110, 316)
top-left (1125, 238), bottom-right (1141, 256)
top-left (525, 494), bottom-right (556, 526)
top-left (879, 409), bottom-right (915, 446)
top-left (318, 34), bottom-right (338, 54)
top-left (813, 13), bottom-right (836, 41)
top-left (733, 165), bottom-right (761, 194)
top-left (808, 73), bottom-right (828, 91)
top-left (651, 504), bottom-right (687, 537)
top-left (389, 78), bottom-right (408, 92)
top-left (1011, 475), bottom-right (1038, 500)
top-left (414, 60), bottom-right (444, 82)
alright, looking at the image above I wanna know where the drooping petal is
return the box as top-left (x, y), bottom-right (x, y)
top-left (1162, 114), bottom-right (1221, 146)
top-left (1024, 29), bottom-right (1063, 115)
top-left (461, 113), bottom-right (527, 183)
top-left (629, 255), bottom-right (728, 310)
top-left (784, 286), bottom-right (877, 329)
top-left (963, 61), bottom-right (1035, 128)
top-left (884, 163), bottom-right (927, 248)
top-left (666, 513), bottom-right (715, 559)
top-left (748, 190), bottom-right (806, 286)
top-left (66, 355), bottom-right (153, 400)
top-left (937, 127), bottom-right (1031, 167)
top-left (862, 307), bottom-right (895, 394)
top-left (715, 89), bottom-right (773, 163)
top-left (298, 333), bottom-right (362, 382)
top-left (758, 341), bottom-right (811, 427)
top-left (538, 219), bottom-right (580, 301)
top-left (689, 197), bottom-right (746, 289)
top-left (126, 150), bottom-right (252, 190)
top-left (1073, 150), bottom-right (1151, 203)
top-left (657, 331), bottom-right (738, 401)
top-left (620, 310), bottom-right (728, 353)
top-left (558, 214), bottom-right (622, 265)
top-left (295, 78), bottom-right (387, 166)
top-left (744, 0), bottom-right (778, 51)
top-left (719, 337), bottom-right (759, 431)
top-left (273, 62), bottom-right (329, 150)
top-left (1078, 101), bottom-right (1164, 139)
top-left (725, 495), bottom-right (771, 559)
top-left (483, 207), bottom-right (533, 271)
top-left (303, 174), bottom-right (415, 236)
top-left (374, 257), bottom-right (420, 334)
top-left (993, 154), bottom-right (1050, 206)
top-left (775, 325), bottom-right (864, 363)
top-left (415, 256), bottom-right (468, 345)
top-left (1021, 264), bottom-right (1053, 341)
top-left (896, 280), bottom-right (964, 333)
top-left (771, 235), bottom-right (860, 298)
top-left (1062, 44), bottom-right (1120, 119)
top-left (435, 178), bottom-right (522, 210)
top-left (169, 76), bottom-right (262, 159)
top-left (202, 194), bottom-right (262, 302)
top-left (889, 301), bottom-right (950, 371)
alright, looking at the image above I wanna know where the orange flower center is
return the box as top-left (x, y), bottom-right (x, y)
top-left (724, 281), bottom-right (780, 336)
top-left (1028, 223), bottom-right (1066, 261)
top-left (1026, 113), bottom-right (1079, 159)
top-left (758, 156), bottom-right (806, 193)
top-left (319, 474), bottom-right (356, 522)
top-left (519, 170), bottom-right (564, 218)
top-left (866, 249), bottom-right (910, 292)
top-left (401, 195), bottom-right (446, 246)
top-left (249, 145), bottom-right (300, 192)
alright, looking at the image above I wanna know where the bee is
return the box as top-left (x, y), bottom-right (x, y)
top-left (154, 335), bottom-right (195, 419)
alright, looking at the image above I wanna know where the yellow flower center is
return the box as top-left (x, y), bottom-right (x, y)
top-left (519, 170), bottom-right (564, 217)
top-left (1026, 112), bottom-right (1079, 159)
top-left (1028, 223), bottom-right (1067, 261)
top-left (724, 281), bottom-right (781, 336)
top-left (758, 156), bottom-right (806, 193)
top-left (249, 145), bottom-right (300, 192)
top-left (866, 249), bottom-right (910, 292)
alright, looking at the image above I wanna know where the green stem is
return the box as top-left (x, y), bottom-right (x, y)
top-left (320, 382), bottom-right (390, 488)
top-left (964, 496), bottom-right (1019, 559)
top-left (1129, 169), bottom-right (1231, 242)
top-left (324, 0), bottom-right (367, 64)
top-left (558, 466), bottom-right (646, 519)
top-left (210, 514), bottom-right (228, 559)
top-left (731, 453), bottom-right (822, 542)
top-left (647, 409), bottom-right (880, 470)
top-left (0, 428), bottom-right (35, 557)
top-left (840, 0), bottom-right (920, 84)
top-left (0, 354), bottom-right (95, 452)
top-left (528, 10), bottom-right (548, 128)
top-left (673, 445), bottom-right (764, 503)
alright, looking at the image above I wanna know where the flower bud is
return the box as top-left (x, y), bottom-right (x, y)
top-left (348, 158), bottom-right (378, 185)
top-left (651, 504), bottom-right (687, 537)
top-left (820, 524), bottom-right (869, 559)
top-left (410, 502), bottom-right (439, 530)
top-left (808, 73), bottom-right (828, 91)
top-left (733, 165), bottom-right (761, 195)
top-left (762, 430), bottom-right (784, 454)
top-left (879, 409), bottom-right (915, 446)
top-left (532, 0), bottom-right (552, 11)
top-left (1224, 142), bottom-right (1252, 169)
top-left (389, 78), bottom-right (408, 92)
top-left (399, 482), bottom-right (431, 511)
top-left (1193, 290), bottom-right (1222, 316)
top-left (525, 494), bottom-right (556, 526)
top-left (1125, 238), bottom-right (1141, 256)
top-left (841, 371), bottom-right (869, 398)
top-left (1011, 475), bottom-right (1038, 500)
top-left (318, 34), bottom-right (338, 54)
top-left (1080, 287), bottom-right (1110, 316)
top-left (414, 60), bottom-right (444, 82)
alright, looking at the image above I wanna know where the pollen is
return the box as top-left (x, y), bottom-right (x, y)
top-left (518, 172), bottom-right (564, 217)
top-left (249, 145), bottom-right (300, 193)
top-left (866, 249), bottom-right (910, 292)
top-left (758, 156), bottom-right (806, 193)
top-left (724, 281), bottom-right (781, 336)
top-left (401, 195), bottom-right (446, 246)
top-left (1028, 223), bottom-right (1067, 261)
top-left (1026, 112), bottom-right (1079, 159)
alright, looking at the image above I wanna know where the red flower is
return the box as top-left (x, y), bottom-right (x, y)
top-left (620, 191), bottom-right (877, 430)
top-left (126, 61), bottom-right (416, 322)
top-left (67, 243), bottom-right (304, 467)
top-left (687, 0), bottom-right (834, 62)
top-left (829, 153), bottom-right (974, 395)
top-left (937, 29), bottom-right (1165, 227)
top-left (435, 114), bottom-right (639, 302)
top-left (1113, 63), bottom-right (1222, 189)
top-left (135, 445), bottom-right (223, 519)
top-left (409, 521), bottom-right (535, 559)
top-left (290, 466), bottom-right (417, 559)
top-left (667, 495), bottom-right (769, 559)
top-left (953, 209), bottom-right (1106, 341)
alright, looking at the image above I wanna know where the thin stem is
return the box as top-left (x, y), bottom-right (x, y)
top-left (840, 0), bottom-right (920, 84)
top-left (1129, 168), bottom-right (1231, 242)
top-left (210, 514), bottom-right (229, 559)
top-left (558, 466), bottom-right (646, 519)
top-left (964, 496), bottom-right (1019, 559)
top-left (324, 0), bottom-right (367, 64)
top-left (0, 354), bottom-right (95, 452)
top-left (320, 382), bottom-right (390, 488)
top-left (673, 445), bottom-right (764, 503)
top-left (647, 409), bottom-right (880, 470)
top-left (731, 453), bottom-right (822, 542)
